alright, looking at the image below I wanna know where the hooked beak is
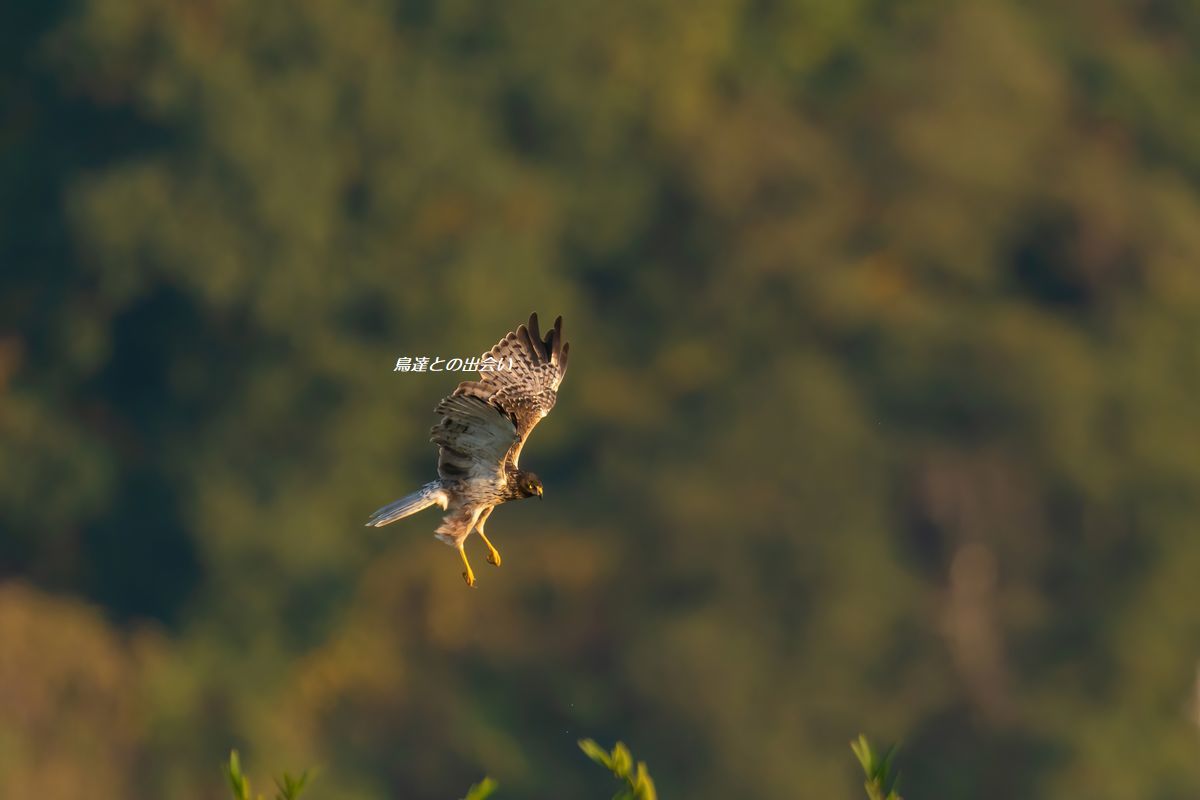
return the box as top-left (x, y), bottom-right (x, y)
top-left (536, 484), bottom-right (543, 499)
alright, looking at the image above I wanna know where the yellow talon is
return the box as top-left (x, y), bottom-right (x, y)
top-left (478, 529), bottom-right (502, 567)
top-left (477, 509), bottom-right (502, 568)
top-left (458, 546), bottom-right (476, 588)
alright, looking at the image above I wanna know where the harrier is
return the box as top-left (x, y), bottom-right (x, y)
top-left (365, 313), bottom-right (570, 587)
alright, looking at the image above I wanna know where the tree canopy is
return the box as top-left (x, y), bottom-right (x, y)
top-left (3, 1), bottom-right (1200, 797)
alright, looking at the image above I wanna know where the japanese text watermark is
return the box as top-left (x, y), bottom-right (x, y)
top-left (393, 356), bottom-right (515, 373)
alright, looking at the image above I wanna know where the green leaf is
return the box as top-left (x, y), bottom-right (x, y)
top-left (611, 742), bottom-right (633, 778)
top-left (581, 739), bottom-right (658, 800)
top-left (461, 776), bottom-right (498, 800)
top-left (851, 735), bottom-right (872, 772)
top-left (579, 739), bottom-right (613, 769)
top-left (228, 751), bottom-right (251, 800)
top-left (274, 769), bottom-right (311, 800)
top-left (881, 745), bottom-right (896, 776)
top-left (852, 735), bottom-right (903, 800)
top-left (633, 762), bottom-right (658, 800)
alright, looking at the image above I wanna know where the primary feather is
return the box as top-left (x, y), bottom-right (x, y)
top-left (452, 313), bottom-right (569, 467)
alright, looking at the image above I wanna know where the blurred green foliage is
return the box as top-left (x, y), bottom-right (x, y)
top-left (852, 735), bottom-right (903, 800)
top-left (227, 735), bottom-right (907, 800)
top-left (4, 0), bottom-right (1200, 798)
top-left (579, 739), bottom-right (658, 800)
top-left (460, 776), bottom-right (498, 800)
top-left (228, 750), bottom-right (310, 800)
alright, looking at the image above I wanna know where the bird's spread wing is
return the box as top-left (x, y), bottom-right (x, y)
top-left (452, 313), bottom-right (570, 467)
top-left (430, 394), bottom-right (519, 483)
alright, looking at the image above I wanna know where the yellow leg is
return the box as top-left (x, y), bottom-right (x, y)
top-left (458, 543), bottom-right (476, 587)
top-left (476, 507), bottom-right (501, 567)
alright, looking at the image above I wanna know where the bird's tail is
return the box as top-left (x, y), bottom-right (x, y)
top-left (365, 481), bottom-right (447, 527)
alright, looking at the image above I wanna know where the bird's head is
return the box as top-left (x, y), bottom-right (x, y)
top-left (516, 471), bottom-right (544, 500)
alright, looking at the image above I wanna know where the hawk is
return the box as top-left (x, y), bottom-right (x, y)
top-left (365, 313), bottom-right (570, 587)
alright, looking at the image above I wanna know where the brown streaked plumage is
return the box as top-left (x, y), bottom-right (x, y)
top-left (365, 313), bottom-right (569, 587)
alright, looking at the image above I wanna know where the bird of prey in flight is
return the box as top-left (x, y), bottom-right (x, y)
top-left (366, 313), bottom-right (570, 587)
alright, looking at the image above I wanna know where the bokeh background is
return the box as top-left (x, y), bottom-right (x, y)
top-left (4, 1), bottom-right (1200, 798)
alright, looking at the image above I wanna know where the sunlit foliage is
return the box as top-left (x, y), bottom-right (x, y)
top-left (4, 0), bottom-right (1200, 797)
